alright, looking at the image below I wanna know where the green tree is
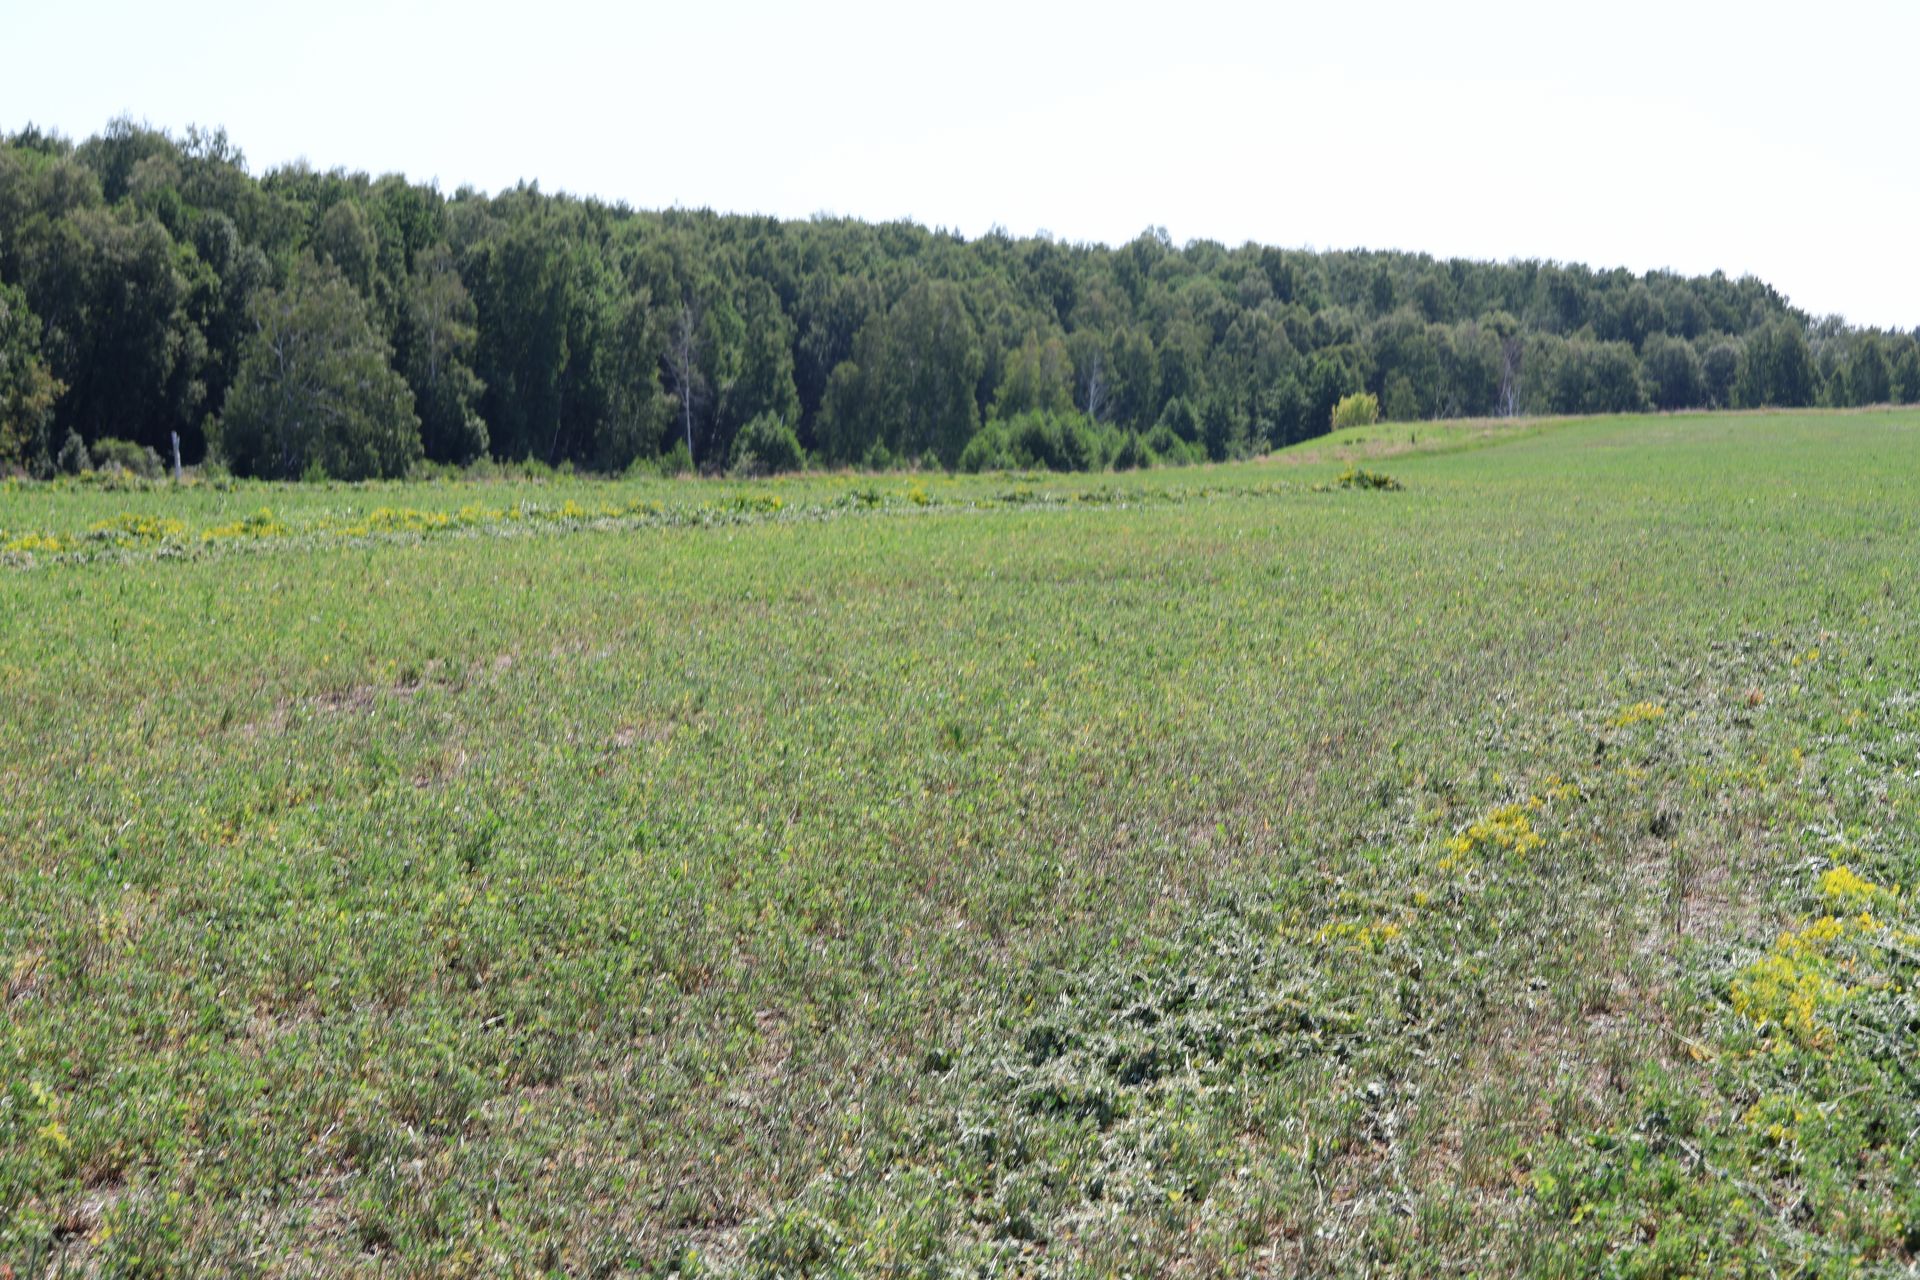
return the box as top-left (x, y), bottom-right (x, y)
top-left (15, 206), bottom-right (205, 452)
top-left (1543, 340), bottom-right (1646, 414)
top-left (1253, 374), bottom-right (1309, 449)
top-left (1584, 342), bottom-right (1648, 412)
top-left (398, 246), bottom-right (489, 464)
top-left (1613, 282), bottom-right (1665, 350)
top-left (818, 359), bottom-right (872, 463)
top-left (188, 212), bottom-right (272, 443)
top-left (1154, 321), bottom-right (1207, 411)
top-left (823, 280), bottom-right (982, 467)
top-left (1368, 264), bottom-right (1395, 315)
top-left (2, 121), bottom-right (1896, 478)
top-left (794, 274), bottom-right (879, 447)
top-left (1107, 326), bottom-right (1157, 429)
top-left (1702, 340), bottom-right (1741, 409)
top-left (590, 287), bottom-right (672, 472)
top-left (1439, 321), bottom-right (1501, 418)
top-left (714, 279), bottom-right (801, 462)
top-left (1304, 350), bottom-right (1366, 439)
top-left (1735, 321), bottom-right (1815, 408)
top-left (1845, 335), bottom-right (1890, 406)
top-left (1892, 343), bottom-right (1920, 404)
top-left (1381, 374), bottom-right (1419, 421)
top-left (1641, 333), bottom-right (1704, 410)
top-left (0, 282), bottom-right (62, 470)
top-left (1155, 395), bottom-right (1199, 444)
top-left (316, 199), bottom-right (378, 298)
top-left (55, 428), bottom-right (89, 473)
top-left (991, 330), bottom-right (1074, 419)
top-left (1200, 394), bottom-right (1246, 460)
top-left (466, 220), bottom-right (570, 462)
top-left (213, 261), bottom-right (421, 479)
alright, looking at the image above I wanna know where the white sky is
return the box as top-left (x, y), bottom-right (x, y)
top-left (6, 0), bottom-right (1916, 328)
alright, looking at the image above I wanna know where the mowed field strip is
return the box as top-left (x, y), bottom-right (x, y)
top-left (4, 408), bottom-right (1919, 1277)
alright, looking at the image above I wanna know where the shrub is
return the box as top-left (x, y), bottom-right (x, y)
top-left (652, 442), bottom-right (690, 477)
top-left (1156, 396), bottom-right (1200, 443)
top-left (90, 437), bottom-right (164, 479)
top-left (55, 429), bottom-right (91, 475)
top-left (1332, 466), bottom-right (1403, 491)
top-left (957, 424), bottom-right (1013, 473)
top-left (961, 411), bottom-right (1125, 474)
top-left (1330, 392), bottom-right (1381, 431)
top-left (728, 412), bottom-right (806, 476)
top-left (1200, 397), bottom-right (1248, 461)
top-left (854, 439), bottom-right (894, 472)
top-left (1112, 432), bottom-right (1154, 471)
top-left (1144, 423), bottom-right (1202, 466)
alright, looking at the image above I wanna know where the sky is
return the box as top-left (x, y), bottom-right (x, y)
top-left (6, 0), bottom-right (1916, 328)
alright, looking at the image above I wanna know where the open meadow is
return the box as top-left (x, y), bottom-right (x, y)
top-left (4, 409), bottom-right (1920, 1277)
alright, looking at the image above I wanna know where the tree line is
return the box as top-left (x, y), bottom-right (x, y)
top-left (3, 119), bottom-right (1917, 480)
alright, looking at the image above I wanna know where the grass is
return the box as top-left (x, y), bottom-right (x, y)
top-left (2, 407), bottom-right (1918, 1277)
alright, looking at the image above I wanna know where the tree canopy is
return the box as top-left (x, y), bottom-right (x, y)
top-left (2, 118), bottom-right (1915, 477)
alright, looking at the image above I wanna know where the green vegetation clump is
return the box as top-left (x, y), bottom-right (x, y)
top-left (1331, 390), bottom-right (1381, 430)
top-left (54, 429), bottom-right (90, 474)
top-left (1330, 465), bottom-right (1403, 491)
top-left (958, 410), bottom-right (1125, 473)
top-left (86, 437), bottom-right (164, 478)
top-left (728, 411), bottom-right (806, 476)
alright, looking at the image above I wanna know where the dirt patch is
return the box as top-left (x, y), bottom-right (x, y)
top-left (611, 722), bottom-right (674, 749)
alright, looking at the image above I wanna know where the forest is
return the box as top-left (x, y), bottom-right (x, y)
top-left (3, 119), bottom-right (1917, 480)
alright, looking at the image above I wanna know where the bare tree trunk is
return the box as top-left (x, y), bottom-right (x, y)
top-left (1084, 352), bottom-right (1109, 423)
top-left (671, 300), bottom-right (700, 465)
top-left (1499, 336), bottom-right (1523, 418)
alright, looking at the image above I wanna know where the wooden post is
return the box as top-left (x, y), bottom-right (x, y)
top-left (171, 431), bottom-right (182, 483)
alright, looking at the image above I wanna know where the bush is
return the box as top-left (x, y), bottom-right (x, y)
top-left (728, 412), bottom-right (806, 476)
top-left (656, 440), bottom-right (694, 477)
top-left (1144, 423), bottom-right (1202, 466)
top-left (1330, 392), bottom-right (1381, 431)
top-left (957, 425), bottom-right (1013, 473)
top-left (90, 437), bottom-right (164, 479)
top-left (1112, 432), bottom-right (1154, 471)
top-left (1156, 397), bottom-right (1200, 443)
top-left (1332, 466), bottom-right (1403, 491)
top-left (1200, 397), bottom-right (1247, 461)
top-left (960, 411), bottom-right (1125, 474)
top-left (55, 429), bottom-right (91, 475)
top-left (854, 439), bottom-right (895, 472)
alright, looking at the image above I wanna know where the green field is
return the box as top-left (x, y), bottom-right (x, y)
top-left (4, 409), bottom-right (1919, 1277)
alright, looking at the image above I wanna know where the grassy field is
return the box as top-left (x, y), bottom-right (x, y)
top-left (3, 409), bottom-right (1919, 1277)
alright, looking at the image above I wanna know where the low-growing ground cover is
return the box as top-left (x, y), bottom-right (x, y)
top-left (2, 408), bottom-right (1917, 1276)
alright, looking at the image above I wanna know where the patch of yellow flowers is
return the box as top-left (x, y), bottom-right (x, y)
top-left (3, 531), bottom-right (73, 554)
top-left (1314, 918), bottom-right (1404, 953)
top-left (1609, 701), bottom-right (1667, 729)
top-left (1438, 800), bottom-right (1545, 872)
top-left (89, 513), bottom-right (186, 543)
top-left (5, 493), bottom-right (784, 561)
top-left (201, 508), bottom-right (290, 541)
top-left (1729, 864), bottom-right (1910, 1052)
